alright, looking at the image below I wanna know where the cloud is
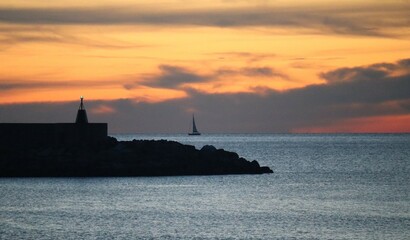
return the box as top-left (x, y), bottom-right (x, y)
top-left (0, 81), bottom-right (52, 91)
top-left (2, 58), bottom-right (410, 133)
top-left (0, 4), bottom-right (409, 37)
top-left (124, 64), bottom-right (288, 92)
top-left (320, 58), bottom-right (410, 84)
top-left (148, 65), bottom-right (209, 88)
top-left (125, 65), bottom-right (210, 90)
top-left (242, 67), bottom-right (277, 77)
top-left (398, 58), bottom-right (410, 68)
top-left (0, 78), bottom-right (120, 92)
top-left (90, 104), bottom-right (116, 114)
top-left (217, 67), bottom-right (287, 78)
top-left (0, 25), bottom-right (144, 49)
top-left (320, 67), bottom-right (388, 84)
top-left (212, 52), bottom-right (276, 63)
top-left (0, 35), bottom-right (66, 45)
top-left (242, 67), bottom-right (288, 79)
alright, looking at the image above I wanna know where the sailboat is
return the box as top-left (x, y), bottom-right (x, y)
top-left (188, 115), bottom-right (201, 136)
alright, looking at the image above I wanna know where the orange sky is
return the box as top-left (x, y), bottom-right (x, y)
top-left (0, 0), bottom-right (409, 133)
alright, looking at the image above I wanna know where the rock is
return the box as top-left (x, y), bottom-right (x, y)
top-left (200, 145), bottom-right (217, 152)
top-left (251, 160), bottom-right (260, 168)
top-left (0, 137), bottom-right (273, 177)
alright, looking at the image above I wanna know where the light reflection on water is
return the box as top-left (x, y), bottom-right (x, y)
top-left (1, 134), bottom-right (409, 239)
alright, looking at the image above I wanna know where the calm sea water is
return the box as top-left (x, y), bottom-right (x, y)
top-left (1, 134), bottom-right (409, 239)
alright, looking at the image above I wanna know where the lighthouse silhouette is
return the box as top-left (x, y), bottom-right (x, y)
top-left (75, 96), bottom-right (88, 124)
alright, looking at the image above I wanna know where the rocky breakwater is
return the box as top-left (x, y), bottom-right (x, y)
top-left (0, 137), bottom-right (273, 177)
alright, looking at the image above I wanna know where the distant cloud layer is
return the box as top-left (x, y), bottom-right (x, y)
top-left (321, 58), bottom-right (410, 83)
top-left (124, 65), bottom-right (286, 90)
top-left (1, 59), bottom-right (409, 133)
top-left (0, 79), bottom-right (119, 92)
top-left (0, 4), bottom-right (409, 37)
top-left (140, 65), bottom-right (210, 89)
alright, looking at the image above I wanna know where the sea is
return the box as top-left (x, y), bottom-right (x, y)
top-left (0, 134), bottom-right (409, 240)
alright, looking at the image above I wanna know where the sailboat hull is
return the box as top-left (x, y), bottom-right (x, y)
top-left (188, 132), bottom-right (201, 136)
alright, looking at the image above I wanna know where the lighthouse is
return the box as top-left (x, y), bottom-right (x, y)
top-left (75, 96), bottom-right (88, 124)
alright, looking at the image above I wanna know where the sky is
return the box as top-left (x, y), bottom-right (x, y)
top-left (0, 0), bottom-right (410, 133)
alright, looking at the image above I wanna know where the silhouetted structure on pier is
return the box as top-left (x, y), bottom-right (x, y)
top-left (0, 97), bottom-right (107, 147)
top-left (75, 96), bottom-right (88, 124)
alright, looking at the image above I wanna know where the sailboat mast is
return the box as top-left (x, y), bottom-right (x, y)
top-left (189, 114), bottom-right (201, 135)
top-left (192, 115), bottom-right (198, 133)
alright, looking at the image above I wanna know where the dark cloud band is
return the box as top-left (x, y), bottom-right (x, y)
top-left (0, 5), bottom-right (409, 36)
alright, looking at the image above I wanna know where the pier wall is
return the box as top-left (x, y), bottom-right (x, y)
top-left (0, 123), bottom-right (107, 147)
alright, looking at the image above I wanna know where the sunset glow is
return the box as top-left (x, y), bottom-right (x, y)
top-left (1, 0), bottom-right (409, 133)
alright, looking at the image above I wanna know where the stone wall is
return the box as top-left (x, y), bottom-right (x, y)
top-left (0, 123), bottom-right (107, 147)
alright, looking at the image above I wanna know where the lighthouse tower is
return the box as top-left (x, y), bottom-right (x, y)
top-left (75, 96), bottom-right (88, 124)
